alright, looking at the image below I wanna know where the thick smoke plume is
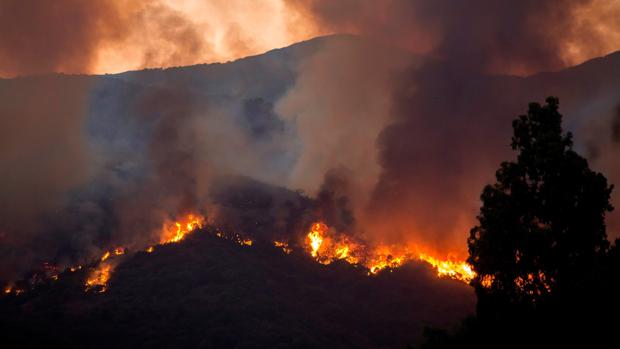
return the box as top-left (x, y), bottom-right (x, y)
top-left (289, 0), bottom-right (620, 74)
top-left (1, 1), bottom-right (620, 281)
top-left (0, 0), bottom-right (319, 77)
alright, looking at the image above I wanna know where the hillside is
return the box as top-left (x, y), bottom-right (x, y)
top-left (0, 228), bottom-right (474, 348)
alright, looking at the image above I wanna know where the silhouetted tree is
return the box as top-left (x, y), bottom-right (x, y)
top-left (468, 97), bottom-right (614, 318)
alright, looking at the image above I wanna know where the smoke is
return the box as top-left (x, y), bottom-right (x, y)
top-left (612, 105), bottom-right (620, 144)
top-left (288, 0), bottom-right (620, 74)
top-left (0, 76), bottom-right (98, 277)
top-left (0, 0), bottom-right (126, 77)
top-left (275, 36), bottom-right (411, 218)
top-left (0, 0), bottom-right (321, 77)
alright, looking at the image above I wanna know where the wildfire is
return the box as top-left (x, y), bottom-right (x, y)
top-left (239, 238), bottom-right (253, 246)
top-left (4, 214), bottom-right (478, 298)
top-left (418, 253), bottom-right (476, 283)
top-left (274, 241), bottom-right (293, 254)
top-left (160, 214), bottom-right (205, 244)
top-left (307, 222), bottom-right (325, 257)
top-left (304, 221), bottom-right (476, 284)
top-left (304, 222), bottom-right (363, 265)
top-left (85, 264), bottom-right (112, 293)
top-left (368, 252), bottom-right (408, 274)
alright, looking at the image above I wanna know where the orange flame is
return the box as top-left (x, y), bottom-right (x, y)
top-left (160, 214), bottom-right (205, 244)
top-left (304, 222), bottom-right (363, 265)
top-left (418, 253), bottom-right (476, 283)
top-left (304, 221), bottom-right (475, 283)
top-left (274, 241), bottom-right (293, 254)
top-left (85, 264), bottom-right (112, 293)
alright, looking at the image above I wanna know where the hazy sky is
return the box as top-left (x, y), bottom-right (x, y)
top-left (1, 0), bottom-right (620, 77)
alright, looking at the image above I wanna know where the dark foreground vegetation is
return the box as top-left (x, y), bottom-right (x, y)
top-left (0, 227), bottom-right (473, 349)
top-left (419, 98), bottom-right (620, 348)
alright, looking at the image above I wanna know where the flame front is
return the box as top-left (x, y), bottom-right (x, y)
top-left (85, 263), bottom-right (112, 293)
top-left (6, 215), bottom-right (476, 298)
top-left (305, 222), bottom-right (363, 265)
top-left (160, 214), bottom-right (205, 244)
top-left (304, 221), bottom-right (475, 284)
top-left (418, 253), bottom-right (476, 283)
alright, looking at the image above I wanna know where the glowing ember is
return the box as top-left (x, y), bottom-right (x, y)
top-left (146, 246), bottom-right (154, 253)
top-left (100, 251), bottom-right (111, 262)
top-left (480, 275), bottom-right (494, 288)
top-left (274, 241), bottom-right (293, 254)
top-left (239, 238), bottom-right (253, 246)
top-left (114, 247), bottom-right (125, 255)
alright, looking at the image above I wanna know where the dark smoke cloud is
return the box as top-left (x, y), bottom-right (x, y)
top-left (289, 0), bottom-right (620, 74)
top-left (0, 0), bottom-right (207, 77)
top-left (612, 105), bottom-right (620, 143)
top-left (0, 76), bottom-right (96, 277)
top-left (0, 0), bottom-right (127, 76)
top-left (364, 64), bottom-right (518, 251)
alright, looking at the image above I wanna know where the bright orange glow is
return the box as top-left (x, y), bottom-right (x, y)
top-left (91, 0), bottom-right (324, 75)
top-left (239, 238), bottom-right (253, 246)
top-left (114, 247), bottom-right (125, 255)
top-left (146, 246), bottom-right (154, 253)
top-left (480, 275), bottom-right (494, 288)
top-left (367, 251), bottom-right (408, 274)
top-left (160, 213), bottom-right (205, 244)
top-left (304, 221), bottom-right (475, 283)
top-left (418, 253), bottom-right (476, 284)
top-left (85, 264), bottom-right (112, 293)
top-left (100, 251), bottom-right (111, 262)
top-left (274, 241), bottom-right (293, 254)
top-left (304, 222), bottom-right (363, 265)
top-left (306, 222), bottom-right (326, 258)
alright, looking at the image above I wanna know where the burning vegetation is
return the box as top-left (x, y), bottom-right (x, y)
top-left (5, 209), bottom-right (477, 300)
top-left (304, 222), bottom-right (475, 283)
top-left (1, 212), bottom-right (475, 298)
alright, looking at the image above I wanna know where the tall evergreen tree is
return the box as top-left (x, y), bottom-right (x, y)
top-left (468, 97), bottom-right (614, 317)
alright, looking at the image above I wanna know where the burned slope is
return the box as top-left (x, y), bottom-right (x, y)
top-left (0, 228), bottom-right (474, 349)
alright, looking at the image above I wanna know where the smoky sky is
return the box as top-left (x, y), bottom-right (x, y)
top-left (2, 0), bottom-right (620, 77)
top-left (289, 0), bottom-right (620, 74)
top-left (0, 0), bottom-right (214, 77)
